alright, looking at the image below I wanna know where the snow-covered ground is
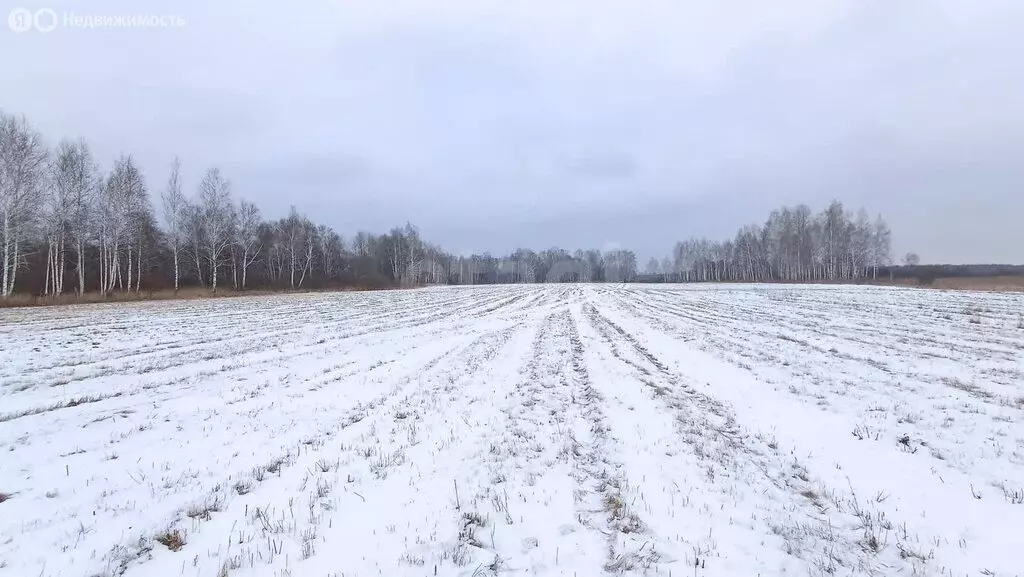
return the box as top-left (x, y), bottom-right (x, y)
top-left (1, 284), bottom-right (1022, 577)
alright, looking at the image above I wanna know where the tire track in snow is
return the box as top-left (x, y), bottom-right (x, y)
top-left (3, 312), bottom-right (519, 577)
top-left (0, 289), bottom-right (529, 422)
top-left (0, 286), bottom-right (516, 397)
top-left (582, 300), bottom-right (922, 576)
top-left (115, 319), bottom-right (530, 577)
top-left (603, 286), bottom-right (1024, 519)
top-left (6, 285), bottom-right (1019, 577)
top-left (454, 310), bottom-right (606, 575)
top-left (563, 309), bottom-right (666, 573)
top-left (462, 306), bottom-right (666, 575)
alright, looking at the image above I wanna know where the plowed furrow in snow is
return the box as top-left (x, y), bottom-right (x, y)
top-left (0, 315), bottom-right (514, 577)
top-left (581, 300), bottom-right (923, 576)
top-left (469, 310), bottom-right (609, 575)
top-left (592, 288), bottom-right (1024, 577)
top-left (4, 285), bottom-right (1021, 577)
top-left (110, 320), bottom-right (528, 577)
top-left (457, 307), bottom-right (666, 575)
top-left (0, 288), bottom-right (499, 396)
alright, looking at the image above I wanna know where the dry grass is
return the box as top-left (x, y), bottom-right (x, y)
top-left (0, 285), bottom-right (414, 309)
top-left (603, 492), bottom-right (645, 534)
top-left (186, 496), bottom-right (223, 521)
top-left (0, 287), bottom-right (252, 308)
top-left (154, 529), bottom-right (185, 552)
top-left (0, 393), bottom-right (118, 423)
top-left (881, 275), bottom-right (1024, 292)
top-left (4, 276), bottom-right (1019, 309)
top-left (931, 276), bottom-right (1024, 292)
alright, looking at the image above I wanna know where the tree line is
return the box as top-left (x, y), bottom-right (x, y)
top-left (0, 110), bottom-right (899, 299)
top-left (447, 201), bottom-right (896, 285)
top-left (0, 111), bottom-right (452, 297)
top-left (649, 201), bottom-right (894, 283)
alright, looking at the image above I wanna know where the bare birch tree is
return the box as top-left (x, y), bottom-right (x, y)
top-left (297, 219), bottom-right (315, 287)
top-left (234, 199), bottom-right (261, 288)
top-left (46, 140), bottom-right (99, 296)
top-left (96, 156), bottom-right (146, 294)
top-left (198, 167), bottom-right (233, 293)
top-left (161, 157), bottom-right (185, 292)
top-left (871, 215), bottom-right (892, 279)
top-left (182, 202), bottom-right (205, 286)
top-left (122, 158), bottom-right (151, 293)
top-left (0, 113), bottom-right (47, 298)
top-left (44, 143), bottom-right (74, 295)
top-left (97, 167), bottom-right (125, 295)
top-left (281, 206), bottom-right (307, 288)
top-left (60, 139), bottom-right (97, 297)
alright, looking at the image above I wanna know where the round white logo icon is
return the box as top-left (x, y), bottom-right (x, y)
top-left (34, 8), bottom-right (57, 32)
top-left (8, 7), bottom-right (33, 32)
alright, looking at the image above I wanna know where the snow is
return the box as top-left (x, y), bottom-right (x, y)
top-left (1, 284), bottom-right (1022, 577)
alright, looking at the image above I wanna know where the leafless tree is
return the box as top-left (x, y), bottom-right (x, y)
top-left (316, 224), bottom-right (333, 278)
top-left (182, 202), bottom-right (205, 286)
top-left (97, 156), bottom-right (146, 295)
top-left (0, 108), bottom-right (913, 296)
top-left (44, 140), bottom-right (98, 296)
top-left (298, 219), bottom-right (316, 287)
top-left (97, 164), bottom-right (126, 295)
top-left (43, 142), bottom-right (74, 295)
top-left (282, 206), bottom-right (304, 288)
top-left (603, 249), bottom-right (637, 282)
top-left (198, 167), bottom-right (233, 293)
top-left (234, 199), bottom-right (262, 288)
top-left (0, 113), bottom-right (47, 298)
top-left (61, 139), bottom-right (97, 296)
top-left (665, 201), bottom-right (892, 284)
top-left (871, 215), bottom-right (892, 279)
top-left (161, 157), bottom-right (186, 292)
top-left (124, 160), bottom-right (152, 293)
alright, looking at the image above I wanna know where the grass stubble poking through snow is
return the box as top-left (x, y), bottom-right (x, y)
top-left (0, 284), bottom-right (1022, 577)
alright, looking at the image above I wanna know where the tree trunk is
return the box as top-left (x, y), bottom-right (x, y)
top-left (77, 240), bottom-right (85, 296)
top-left (289, 246), bottom-right (295, 288)
top-left (1, 212), bottom-right (10, 298)
top-left (298, 258), bottom-right (309, 287)
top-left (8, 237), bottom-right (19, 296)
top-left (136, 239), bottom-right (143, 293)
top-left (126, 244), bottom-right (133, 293)
top-left (58, 234), bottom-right (65, 294)
top-left (99, 243), bottom-right (105, 296)
top-left (44, 240), bottom-right (53, 295)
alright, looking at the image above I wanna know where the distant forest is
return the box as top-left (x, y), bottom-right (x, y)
top-left (1, 110), bottom-right (1015, 299)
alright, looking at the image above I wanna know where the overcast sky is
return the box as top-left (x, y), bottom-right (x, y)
top-left (2, 0), bottom-right (1022, 263)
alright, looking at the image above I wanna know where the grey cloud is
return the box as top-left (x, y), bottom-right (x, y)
top-left (1, 0), bottom-right (1022, 263)
top-left (556, 154), bottom-right (638, 180)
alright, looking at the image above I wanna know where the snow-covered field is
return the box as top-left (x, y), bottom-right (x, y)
top-left (1, 284), bottom-right (1022, 577)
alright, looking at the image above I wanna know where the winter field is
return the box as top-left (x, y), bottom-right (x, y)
top-left (1, 285), bottom-right (1022, 577)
